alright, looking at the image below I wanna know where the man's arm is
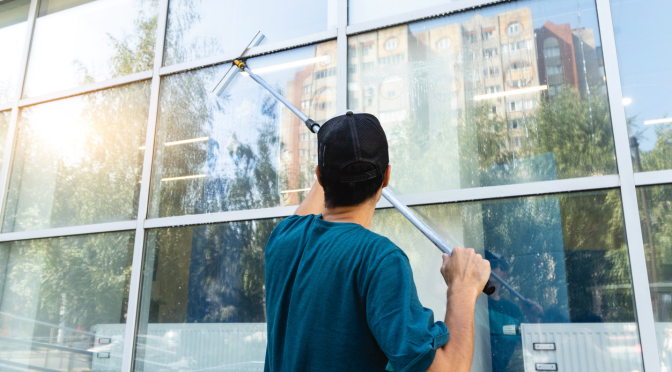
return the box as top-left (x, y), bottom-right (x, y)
top-left (427, 247), bottom-right (491, 372)
top-left (294, 180), bottom-right (324, 216)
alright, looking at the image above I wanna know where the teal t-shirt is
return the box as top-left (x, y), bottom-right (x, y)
top-left (264, 214), bottom-right (449, 372)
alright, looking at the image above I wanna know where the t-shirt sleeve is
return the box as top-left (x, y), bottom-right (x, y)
top-left (366, 250), bottom-right (449, 372)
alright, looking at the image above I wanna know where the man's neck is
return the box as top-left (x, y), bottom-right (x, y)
top-left (321, 201), bottom-right (376, 229)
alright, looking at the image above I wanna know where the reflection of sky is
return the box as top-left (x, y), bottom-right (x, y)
top-left (0, 21), bottom-right (27, 101)
top-left (408, 0), bottom-right (601, 46)
top-left (23, 0), bottom-right (152, 97)
top-left (611, 0), bottom-right (672, 152)
top-left (166, 0), bottom-right (335, 64)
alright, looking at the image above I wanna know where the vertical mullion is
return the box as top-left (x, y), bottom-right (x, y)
top-left (120, 0), bottom-right (169, 371)
top-left (0, 0), bottom-right (39, 228)
top-left (596, 0), bottom-right (660, 371)
top-left (336, 0), bottom-right (348, 112)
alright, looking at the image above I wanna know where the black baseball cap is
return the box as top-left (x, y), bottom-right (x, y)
top-left (318, 110), bottom-right (389, 183)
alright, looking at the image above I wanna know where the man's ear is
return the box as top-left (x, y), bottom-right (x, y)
top-left (316, 165), bottom-right (323, 187)
top-left (381, 165), bottom-right (391, 188)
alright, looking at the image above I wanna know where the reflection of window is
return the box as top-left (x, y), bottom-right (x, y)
top-left (482, 30), bottom-right (493, 40)
top-left (511, 119), bottom-right (519, 129)
top-left (380, 76), bottom-right (402, 99)
top-left (546, 66), bottom-right (562, 76)
top-left (315, 87), bottom-right (331, 96)
top-left (364, 97), bottom-right (374, 106)
top-left (469, 34), bottom-right (478, 43)
top-left (300, 133), bottom-right (309, 141)
top-left (302, 85), bottom-right (311, 94)
top-left (549, 84), bottom-right (562, 96)
top-left (507, 99), bottom-right (536, 112)
top-left (378, 53), bottom-right (404, 66)
top-left (436, 37), bottom-right (452, 50)
top-left (486, 86), bottom-right (501, 94)
top-left (483, 48), bottom-right (497, 59)
top-left (502, 39), bottom-right (532, 53)
top-left (512, 136), bottom-right (522, 148)
top-left (301, 100), bottom-right (311, 109)
top-left (299, 149), bottom-right (308, 157)
top-left (348, 65), bottom-right (357, 74)
top-left (384, 38), bottom-right (399, 51)
top-left (321, 53), bottom-right (334, 66)
top-left (491, 106), bottom-right (498, 114)
top-left (361, 45), bottom-right (372, 56)
top-left (484, 66), bottom-right (500, 76)
top-left (544, 46), bottom-right (560, 58)
top-left (362, 62), bottom-right (375, 70)
top-left (315, 67), bottom-right (336, 79)
top-left (505, 61), bottom-right (533, 88)
top-left (348, 98), bottom-right (359, 108)
top-left (315, 102), bottom-right (330, 110)
top-left (348, 47), bottom-right (356, 57)
top-left (507, 22), bottom-right (521, 35)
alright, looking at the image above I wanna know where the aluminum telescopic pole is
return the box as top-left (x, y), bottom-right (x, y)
top-left (232, 59), bottom-right (496, 296)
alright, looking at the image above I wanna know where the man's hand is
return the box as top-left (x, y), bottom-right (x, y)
top-left (428, 247), bottom-right (490, 372)
top-left (440, 247), bottom-right (491, 302)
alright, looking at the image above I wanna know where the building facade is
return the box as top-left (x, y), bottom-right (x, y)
top-left (0, 0), bottom-right (671, 371)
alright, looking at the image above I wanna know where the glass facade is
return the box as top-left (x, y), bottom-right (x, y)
top-left (0, 0), bottom-right (668, 371)
top-left (610, 0), bottom-right (672, 173)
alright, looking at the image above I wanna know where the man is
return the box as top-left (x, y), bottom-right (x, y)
top-left (264, 111), bottom-right (491, 372)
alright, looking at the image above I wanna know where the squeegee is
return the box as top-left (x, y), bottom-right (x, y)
top-left (215, 37), bottom-right (496, 296)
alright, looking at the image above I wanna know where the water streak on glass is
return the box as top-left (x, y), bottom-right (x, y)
top-left (149, 42), bottom-right (337, 218)
top-left (3, 81), bottom-right (150, 232)
top-left (0, 232), bottom-right (134, 372)
top-left (163, 0), bottom-right (335, 66)
top-left (0, 0), bottom-right (30, 103)
top-left (372, 189), bottom-right (642, 372)
top-left (348, 0), bottom-right (615, 195)
top-left (637, 184), bottom-right (672, 371)
top-left (22, 0), bottom-right (158, 98)
top-left (133, 219), bottom-right (279, 372)
top-left (611, 0), bottom-right (672, 173)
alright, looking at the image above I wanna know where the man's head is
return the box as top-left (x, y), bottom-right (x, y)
top-left (316, 111), bottom-right (390, 209)
top-left (485, 250), bottom-right (509, 282)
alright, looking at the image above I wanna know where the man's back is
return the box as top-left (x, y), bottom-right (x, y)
top-left (264, 214), bottom-right (448, 372)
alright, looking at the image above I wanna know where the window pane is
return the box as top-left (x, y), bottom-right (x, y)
top-left (133, 219), bottom-right (280, 371)
top-left (349, 0), bottom-right (463, 25)
top-left (3, 81), bottom-right (150, 232)
top-left (637, 184), bottom-right (672, 371)
top-left (372, 189), bottom-right (642, 372)
top-left (0, 0), bottom-right (30, 103)
top-left (611, 0), bottom-right (672, 172)
top-left (0, 111), bottom-right (11, 170)
top-left (348, 0), bottom-right (615, 195)
top-left (0, 231), bottom-right (134, 372)
top-left (22, 0), bottom-right (158, 98)
top-left (164, 0), bottom-right (336, 66)
top-left (149, 42), bottom-right (337, 218)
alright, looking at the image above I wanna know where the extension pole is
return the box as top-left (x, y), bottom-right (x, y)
top-left (232, 59), bottom-right (496, 296)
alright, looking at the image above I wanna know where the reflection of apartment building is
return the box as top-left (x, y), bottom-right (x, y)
top-left (536, 21), bottom-right (605, 99)
top-left (280, 40), bottom-right (337, 204)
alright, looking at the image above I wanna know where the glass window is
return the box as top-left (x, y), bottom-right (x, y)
top-left (0, 0), bottom-right (30, 103)
top-left (135, 188), bottom-right (642, 372)
top-left (0, 110), bottom-right (11, 170)
top-left (349, 0), bottom-right (466, 25)
top-left (348, 0), bottom-right (615, 196)
top-left (148, 41), bottom-right (337, 218)
top-left (611, 0), bottom-right (672, 172)
top-left (133, 219), bottom-right (280, 371)
top-left (373, 189), bottom-right (642, 372)
top-left (163, 0), bottom-right (336, 66)
top-left (637, 184), bottom-right (672, 371)
top-left (0, 231), bottom-right (134, 372)
top-left (22, 0), bottom-right (158, 98)
top-left (3, 81), bottom-right (151, 232)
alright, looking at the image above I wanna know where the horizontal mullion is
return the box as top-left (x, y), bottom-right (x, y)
top-left (0, 102), bottom-right (12, 112)
top-left (376, 174), bottom-right (621, 209)
top-left (634, 169), bottom-right (672, 187)
top-left (346, 0), bottom-right (508, 35)
top-left (144, 205), bottom-right (298, 229)
top-left (159, 29), bottom-right (339, 77)
top-left (145, 175), bottom-right (620, 229)
top-left (17, 70), bottom-right (153, 108)
top-left (0, 220), bottom-right (137, 242)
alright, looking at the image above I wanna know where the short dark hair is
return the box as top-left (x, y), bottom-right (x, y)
top-left (321, 162), bottom-right (384, 208)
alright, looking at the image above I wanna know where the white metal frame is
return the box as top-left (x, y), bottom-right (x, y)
top-left (0, 0), bottom-right (669, 370)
